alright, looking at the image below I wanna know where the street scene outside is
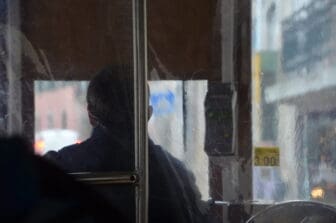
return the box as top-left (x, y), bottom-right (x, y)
top-left (252, 0), bottom-right (336, 203)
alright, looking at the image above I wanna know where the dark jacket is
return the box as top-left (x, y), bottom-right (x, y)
top-left (45, 126), bottom-right (206, 223)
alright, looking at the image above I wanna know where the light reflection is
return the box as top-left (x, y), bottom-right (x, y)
top-left (311, 187), bottom-right (325, 199)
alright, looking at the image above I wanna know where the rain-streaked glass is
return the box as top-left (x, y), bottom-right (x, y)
top-left (252, 0), bottom-right (336, 207)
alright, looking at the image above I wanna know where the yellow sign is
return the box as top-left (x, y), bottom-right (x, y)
top-left (254, 147), bottom-right (280, 166)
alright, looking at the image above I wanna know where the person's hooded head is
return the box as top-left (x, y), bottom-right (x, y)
top-left (87, 66), bottom-right (134, 135)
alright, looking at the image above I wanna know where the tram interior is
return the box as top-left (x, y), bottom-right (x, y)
top-left (1, 0), bottom-right (336, 222)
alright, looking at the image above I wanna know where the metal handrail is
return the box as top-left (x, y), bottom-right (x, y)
top-left (71, 172), bottom-right (138, 185)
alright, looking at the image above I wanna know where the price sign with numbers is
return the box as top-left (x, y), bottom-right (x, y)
top-left (254, 147), bottom-right (280, 166)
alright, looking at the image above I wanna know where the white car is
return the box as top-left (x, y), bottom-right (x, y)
top-left (35, 129), bottom-right (79, 155)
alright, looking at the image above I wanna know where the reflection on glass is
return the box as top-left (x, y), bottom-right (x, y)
top-left (34, 81), bottom-right (90, 155)
top-left (252, 0), bottom-right (336, 204)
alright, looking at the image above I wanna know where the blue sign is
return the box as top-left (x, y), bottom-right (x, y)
top-left (150, 90), bottom-right (175, 116)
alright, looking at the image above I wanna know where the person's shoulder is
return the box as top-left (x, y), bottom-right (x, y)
top-left (149, 139), bottom-right (207, 222)
top-left (149, 139), bottom-right (189, 174)
top-left (45, 143), bottom-right (80, 160)
top-left (44, 140), bottom-right (90, 171)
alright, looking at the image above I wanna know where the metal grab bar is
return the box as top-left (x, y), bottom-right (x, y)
top-left (71, 172), bottom-right (138, 185)
top-left (213, 200), bottom-right (262, 206)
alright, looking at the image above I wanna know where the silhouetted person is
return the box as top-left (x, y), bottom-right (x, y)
top-left (0, 136), bottom-right (126, 223)
top-left (46, 66), bottom-right (135, 172)
top-left (45, 66), bottom-right (207, 223)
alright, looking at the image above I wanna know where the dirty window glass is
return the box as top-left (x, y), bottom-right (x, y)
top-left (148, 80), bottom-right (210, 199)
top-left (252, 0), bottom-right (336, 204)
top-left (147, 0), bottom-right (245, 222)
top-left (0, 0), bottom-right (135, 173)
top-left (1, 1), bottom-right (137, 222)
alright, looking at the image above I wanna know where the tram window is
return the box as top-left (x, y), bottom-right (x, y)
top-left (148, 80), bottom-right (210, 199)
top-left (33, 79), bottom-right (211, 200)
top-left (252, 0), bottom-right (336, 205)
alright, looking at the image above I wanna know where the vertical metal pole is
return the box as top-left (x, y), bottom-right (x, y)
top-left (236, 0), bottom-right (252, 209)
top-left (133, 0), bottom-right (148, 223)
top-left (7, 0), bottom-right (22, 134)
